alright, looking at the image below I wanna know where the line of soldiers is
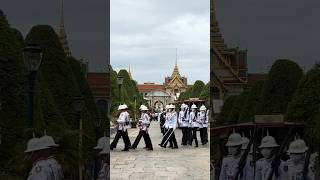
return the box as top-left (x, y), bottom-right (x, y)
top-left (158, 103), bottom-right (209, 148)
top-left (212, 132), bottom-right (318, 180)
top-left (110, 104), bottom-right (153, 151)
top-left (25, 132), bottom-right (110, 180)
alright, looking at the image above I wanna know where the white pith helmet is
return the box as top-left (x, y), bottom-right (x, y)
top-left (94, 136), bottom-right (109, 150)
top-left (226, 133), bottom-right (243, 147)
top-left (241, 137), bottom-right (250, 150)
top-left (25, 137), bottom-right (49, 153)
top-left (259, 136), bottom-right (279, 148)
top-left (118, 104), bottom-right (128, 110)
top-left (140, 105), bottom-right (148, 111)
top-left (191, 104), bottom-right (197, 109)
top-left (200, 105), bottom-right (207, 111)
top-left (180, 103), bottom-right (187, 109)
top-left (287, 139), bottom-right (308, 154)
top-left (169, 104), bottom-right (175, 109)
top-left (99, 139), bottom-right (110, 154)
top-left (40, 135), bottom-right (59, 148)
top-left (165, 105), bottom-right (170, 109)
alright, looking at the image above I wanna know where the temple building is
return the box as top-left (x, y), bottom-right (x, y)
top-left (137, 62), bottom-right (188, 111)
top-left (210, 0), bottom-right (266, 114)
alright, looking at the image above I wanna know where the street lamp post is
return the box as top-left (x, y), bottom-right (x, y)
top-left (23, 42), bottom-right (42, 128)
top-left (117, 75), bottom-right (124, 104)
top-left (72, 96), bottom-right (85, 180)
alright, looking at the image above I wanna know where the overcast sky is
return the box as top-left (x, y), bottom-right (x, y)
top-left (111, 0), bottom-right (210, 84)
top-left (215, 0), bottom-right (320, 73)
top-left (1, 0), bottom-right (108, 72)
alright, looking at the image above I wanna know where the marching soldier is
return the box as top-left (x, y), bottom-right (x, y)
top-left (240, 137), bottom-right (254, 180)
top-left (178, 103), bottom-right (189, 146)
top-left (110, 104), bottom-right (132, 151)
top-left (40, 133), bottom-right (63, 180)
top-left (132, 105), bottom-right (153, 150)
top-left (255, 134), bottom-right (280, 180)
top-left (159, 104), bottom-right (178, 149)
top-left (198, 105), bottom-right (208, 145)
top-left (190, 104), bottom-right (199, 147)
top-left (157, 107), bottom-right (166, 135)
top-left (283, 139), bottom-right (315, 180)
top-left (25, 137), bottom-right (54, 180)
top-left (94, 136), bottom-right (109, 179)
top-left (162, 105), bottom-right (173, 148)
top-left (219, 132), bottom-right (243, 180)
top-left (97, 143), bottom-right (110, 180)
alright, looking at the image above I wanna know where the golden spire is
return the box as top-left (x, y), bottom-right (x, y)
top-left (59, 0), bottom-right (71, 57)
top-left (128, 65), bottom-right (132, 79)
top-left (171, 49), bottom-right (181, 78)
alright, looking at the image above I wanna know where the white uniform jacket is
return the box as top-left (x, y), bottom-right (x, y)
top-left (190, 111), bottom-right (199, 128)
top-left (46, 157), bottom-right (63, 180)
top-left (139, 113), bottom-right (150, 131)
top-left (219, 155), bottom-right (241, 180)
top-left (178, 110), bottom-right (189, 127)
top-left (117, 111), bottom-right (130, 131)
top-left (27, 159), bottom-right (54, 180)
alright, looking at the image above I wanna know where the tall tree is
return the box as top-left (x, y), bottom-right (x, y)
top-left (285, 64), bottom-right (320, 123)
top-left (215, 95), bottom-right (238, 126)
top-left (256, 59), bottom-right (303, 115)
top-left (238, 81), bottom-right (265, 122)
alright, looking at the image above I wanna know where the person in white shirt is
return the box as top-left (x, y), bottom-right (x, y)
top-left (40, 132), bottom-right (63, 180)
top-left (25, 136), bottom-right (55, 180)
top-left (159, 104), bottom-right (178, 149)
top-left (178, 103), bottom-right (189, 146)
top-left (110, 104), bottom-right (131, 151)
top-left (190, 104), bottom-right (199, 147)
top-left (132, 105), bottom-right (153, 151)
top-left (199, 105), bottom-right (208, 145)
top-left (97, 143), bottom-right (110, 180)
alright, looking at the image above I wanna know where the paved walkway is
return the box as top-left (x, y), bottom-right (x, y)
top-left (110, 121), bottom-right (210, 180)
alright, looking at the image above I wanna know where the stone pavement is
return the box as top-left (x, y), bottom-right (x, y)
top-left (110, 121), bottom-right (210, 180)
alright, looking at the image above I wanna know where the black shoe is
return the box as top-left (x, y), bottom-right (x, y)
top-left (195, 145), bottom-right (198, 147)
top-left (147, 148), bottom-right (153, 151)
top-left (173, 146), bottom-right (178, 149)
top-left (121, 149), bottom-right (129, 151)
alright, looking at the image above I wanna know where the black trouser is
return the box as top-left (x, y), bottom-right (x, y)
top-left (192, 127), bottom-right (198, 147)
top-left (110, 130), bottom-right (131, 150)
top-left (132, 130), bottom-right (153, 150)
top-left (199, 127), bottom-right (204, 144)
top-left (199, 127), bottom-right (208, 145)
top-left (203, 127), bottom-right (208, 144)
top-left (160, 123), bottom-right (165, 135)
top-left (187, 127), bottom-right (193, 145)
top-left (160, 128), bottom-right (178, 148)
top-left (181, 127), bottom-right (188, 145)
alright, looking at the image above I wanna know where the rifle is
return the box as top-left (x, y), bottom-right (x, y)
top-left (267, 125), bottom-right (296, 180)
top-left (234, 128), bottom-right (257, 179)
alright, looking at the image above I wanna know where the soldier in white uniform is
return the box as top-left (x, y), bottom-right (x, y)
top-left (40, 133), bottom-right (63, 180)
top-left (132, 105), bottom-right (153, 150)
top-left (190, 104), bottom-right (199, 147)
top-left (159, 104), bottom-right (178, 148)
top-left (240, 137), bottom-right (254, 180)
top-left (97, 143), bottom-right (110, 180)
top-left (179, 103), bottom-right (189, 146)
top-left (110, 104), bottom-right (132, 151)
top-left (157, 107), bottom-right (166, 135)
top-left (219, 132), bottom-right (243, 180)
top-left (199, 105), bottom-right (208, 145)
top-left (94, 136), bottom-right (109, 179)
top-left (255, 135), bottom-right (281, 180)
top-left (283, 139), bottom-right (315, 180)
top-left (25, 137), bottom-right (54, 180)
